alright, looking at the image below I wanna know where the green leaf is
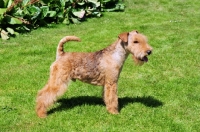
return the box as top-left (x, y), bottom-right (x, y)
top-left (60, 0), bottom-right (65, 7)
top-left (40, 6), bottom-right (49, 18)
top-left (71, 17), bottom-right (81, 24)
top-left (62, 18), bottom-right (70, 25)
top-left (0, 14), bottom-right (3, 21)
top-left (47, 11), bottom-right (57, 17)
top-left (41, 0), bottom-right (51, 4)
top-left (7, 0), bottom-right (13, 8)
top-left (7, 17), bottom-right (23, 24)
top-left (57, 12), bottom-right (64, 18)
top-left (22, 0), bottom-right (29, 6)
top-left (1, 0), bottom-right (10, 8)
top-left (6, 27), bottom-right (14, 34)
top-left (0, 8), bottom-right (7, 14)
top-left (27, 5), bottom-right (41, 20)
top-left (23, 26), bottom-right (30, 31)
top-left (97, 13), bottom-right (101, 17)
top-left (115, 3), bottom-right (125, 11)
top-left (14, 31), bottom-right (19, 36)
top-left (88, 0), bottom-right (100, 7)
top-left (14, 8), bottom-right (23, 16)
top-left (77, 2), bottom-right (85, 6)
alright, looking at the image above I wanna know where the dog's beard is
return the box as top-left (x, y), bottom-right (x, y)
top-left (132, 55), bottom-right (148, 66)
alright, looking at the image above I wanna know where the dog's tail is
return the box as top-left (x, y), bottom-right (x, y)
top-left (56, 36), bottom-right (81, 59)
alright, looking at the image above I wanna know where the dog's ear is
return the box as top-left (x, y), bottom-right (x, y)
top-left (118, 32), bottom-right (129, 43)
top-left (135, 30), bottom-right (139, 34)
top-left (129, 30), bottom-right (139, 35)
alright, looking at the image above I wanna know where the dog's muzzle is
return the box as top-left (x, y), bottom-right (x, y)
top-left (147, 50), bottom-right (152, 55)
top-left (140, 50), bottom-right (152, 62)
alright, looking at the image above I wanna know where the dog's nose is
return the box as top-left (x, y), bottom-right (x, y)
top-left (147, 50), bottom-right (152, 55)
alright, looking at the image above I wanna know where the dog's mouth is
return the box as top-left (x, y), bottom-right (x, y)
top-left (140, 56), bottom-right (148, 62)
top-left (132, 55), bottom-right (148, 65)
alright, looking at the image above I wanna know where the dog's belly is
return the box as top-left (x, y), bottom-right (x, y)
top-left (72, 69), bottom-right (105, 86)
top-left (78, 73), bottom-right (105, 86)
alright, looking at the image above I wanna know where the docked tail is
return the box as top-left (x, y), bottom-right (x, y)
top-left (56, 36), bottom-right (81, 59)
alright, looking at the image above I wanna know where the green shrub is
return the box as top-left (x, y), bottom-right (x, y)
top-left (0, 0), bottom-right (124, 40)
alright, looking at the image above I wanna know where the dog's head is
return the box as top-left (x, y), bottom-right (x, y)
top-left (118, 30), bottom-right (153, 65)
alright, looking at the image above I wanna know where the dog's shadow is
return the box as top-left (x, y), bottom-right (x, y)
top-left (48, 96), bottom-right (163, 115)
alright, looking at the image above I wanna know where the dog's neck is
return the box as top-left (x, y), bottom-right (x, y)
top-left (103, 39), bottom-right (129, 67)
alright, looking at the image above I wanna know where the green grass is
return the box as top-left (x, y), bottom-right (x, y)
top-left (0, 0), bottom-right (200, 131)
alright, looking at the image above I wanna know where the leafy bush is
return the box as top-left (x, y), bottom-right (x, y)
top-left (0, 0), bottom-right (124, 40)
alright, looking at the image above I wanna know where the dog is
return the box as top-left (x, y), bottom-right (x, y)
top-left (36, 30), bottom-right (153, 118)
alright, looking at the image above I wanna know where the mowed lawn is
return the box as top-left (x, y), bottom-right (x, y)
top-left (0, 0), bottom-right (200, 131)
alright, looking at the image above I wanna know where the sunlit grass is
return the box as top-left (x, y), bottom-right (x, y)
top-left (0, 0), bottom-right (200, 131)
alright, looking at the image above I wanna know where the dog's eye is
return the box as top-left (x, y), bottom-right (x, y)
top-left (133, 41), bottom-right (139, 44)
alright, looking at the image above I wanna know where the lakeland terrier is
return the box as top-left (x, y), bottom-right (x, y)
top-left (36, 30), bottom-right (153, 118)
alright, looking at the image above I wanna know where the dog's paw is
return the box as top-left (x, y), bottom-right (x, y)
top-left (107, 108), bottom-right (119, 114)
top-left (37, 111), bottom-right (47, 118)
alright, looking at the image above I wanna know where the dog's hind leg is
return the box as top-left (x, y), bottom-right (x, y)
top-left (36, 63), bottom-right (70, 118)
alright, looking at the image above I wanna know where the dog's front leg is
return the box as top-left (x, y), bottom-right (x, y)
top-left (103, 82), bottom-right (119, 114)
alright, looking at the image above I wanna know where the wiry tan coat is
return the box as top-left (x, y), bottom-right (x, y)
top-left (36, 30), bottom-right (153, 118)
